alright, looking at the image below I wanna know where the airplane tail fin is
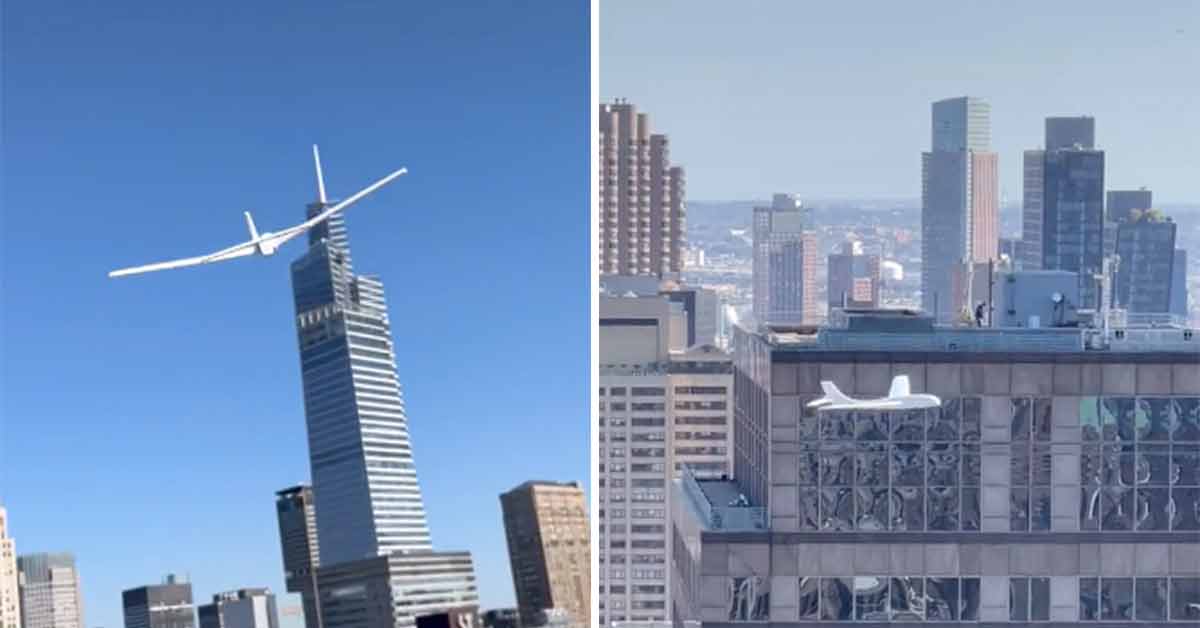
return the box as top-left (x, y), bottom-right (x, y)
top-left (820, 381), bottom-right (853, 405)
top-left (313, 144), bottom-right (328, 205)
top-left (244, 211), bottom-right (260, 240)
top-left (888, 375), bottom-right (911, 398)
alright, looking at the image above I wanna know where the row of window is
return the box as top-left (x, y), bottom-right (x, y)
top-left (723, 576), bottom-right (1200, 622)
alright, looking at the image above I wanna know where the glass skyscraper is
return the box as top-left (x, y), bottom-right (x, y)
top-left (290, 199), bottom-right (432, 564)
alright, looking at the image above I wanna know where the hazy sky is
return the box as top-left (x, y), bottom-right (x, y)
top-left (601, 0), bottom-right (1199, 202)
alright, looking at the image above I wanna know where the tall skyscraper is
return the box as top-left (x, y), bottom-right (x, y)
top-left (922, 97), bottom-right (1000, 322)
top-left (291, 186), bottom-right (433, 562)
top-left (827, 240), bottom-right (882, 310)
top-left (17, 554), bottom-right (83, 628)
top-left (122, 575), bottom-right (194, 628)
top-left (1042, 122), bottom-right (1106, 309)
top-left (598, 100), bottom-right (686, 278)
top-left (197, 589), bottom-right (279, 628)
top-left (752, 194), bottom-right (819, 326)
top-left (0, 508), bottom-right (19, 628)
top-left (274, 486), bottom-right (320, 628)
top-left (598, 293), bottom-right (733, 625)
top-left (1114, 210), bottom-right (1178, 314)
top-left (499, 481), bottom-right (590, 627)
top-left (672, 311), bottom-right (1200, 625)
top-left (289, 154), bottom-right (478, 627)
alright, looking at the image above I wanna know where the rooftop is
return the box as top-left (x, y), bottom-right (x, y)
top-left (680, 466), bottom-right (766, 532)
top-left (757, 310), bottom-right (1196, 355)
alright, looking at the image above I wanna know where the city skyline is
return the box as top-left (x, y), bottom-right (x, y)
top-left (0, 1), bottom-right (588, 626)
top-left (600, 0), bottom-right (1199, 201)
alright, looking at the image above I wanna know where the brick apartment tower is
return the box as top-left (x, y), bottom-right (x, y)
top-left (500, 481), bottom-right (590, 628)
top-left (599, 100), bottom-right (686, 277)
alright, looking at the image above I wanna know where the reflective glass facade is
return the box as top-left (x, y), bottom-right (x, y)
top-left (671, 323), bottom-right (1200, 626)
top-left (291, 207), bottom-right (432, 565)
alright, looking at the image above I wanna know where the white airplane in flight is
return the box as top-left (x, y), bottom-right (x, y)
top-left (108, 146), bottom-right (406, 278)
top-left (807, 375), bottom-right (941, 410)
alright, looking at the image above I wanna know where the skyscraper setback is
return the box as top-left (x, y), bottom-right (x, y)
top-left (598, 100), bottom-right (686, 278)
top-left (288, 156), bottom-right (478, 626)
top-left (921, 96), bottom-right (999, 322)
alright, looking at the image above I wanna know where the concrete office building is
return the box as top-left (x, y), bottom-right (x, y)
top-left (197, 590), bottom-right (279, 628)
top-left (315, 553), bottom-right (478, 628)
top-left (500, 481), bottom-right (590, 628)
top-left (0, 509), bottom-right (18, 628)
top-left (1022, 117), bottom-right (1106, 309)
top-left (753, 194), bottom-right (820, 326)
top-left (599, 294), bottom-right (734, 625)
top-left (599, 100), bottom-right (686, 277)
top-left (1114, 211), bottom-right (1178, 314)
top-left (827, 241), bottom-right (881, 311)
top-left (672, 311), bottom-right (1200, 625)
top-left (122, 575), bottom-right (192, 628)
top-left (274, 486), bottom-right (321, 628)
top-left (17, 554), bottom-right (83, 628)
top-left (922, 97), bottom-right (1000, 322)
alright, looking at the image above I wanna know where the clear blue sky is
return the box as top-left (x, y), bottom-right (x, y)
top-left (601, 0), bottom-right (1199, 202)
top-left (1, 1), bottom-right (587, 625)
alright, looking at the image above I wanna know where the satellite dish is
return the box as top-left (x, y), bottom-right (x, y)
top-left (1052, 292), bottom-right (1064, 304)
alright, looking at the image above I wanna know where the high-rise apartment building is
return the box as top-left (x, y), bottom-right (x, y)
top-left (753, 194), bottom-right (819, 326)
top-left (1022, 117), bottom-right (1106, 308)
top-left (500, 481), bottom-right (590, 627)
top-left (17, 554), bottom-right (83, 628)
top-left (598, 293), bottom-right (733, 625)
top-left (288, 159), bottom-right (478, 627)
top-left (122, 575), bottom-right (194, 628)
top-left (274, 486), bottom-right (321, 628)
top-left (0, 509), bottom-right (18, 628)
top-left (598, 100), bottom-right (686, 278)
top-left (672, 311), bottom-right (1200, 626)
top-left (1114, 211), bottom-right (1178, 314)
top-left (197, 590), bottom-right (279, 628)
top-left (827, 241), bottom-right (882, 311)
top-left (922, 97), bottom-right (1000, 321)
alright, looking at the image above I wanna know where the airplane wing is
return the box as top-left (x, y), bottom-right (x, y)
top-left (108, 239), bottom-right (257, 278)
top-left (264, 166), bottom-right (408, 249)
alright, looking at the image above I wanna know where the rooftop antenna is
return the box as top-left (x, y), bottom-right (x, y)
top-left (313, 144), bottom-right (328, 206)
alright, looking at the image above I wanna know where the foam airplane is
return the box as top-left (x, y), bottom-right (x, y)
top-left (807, 375), bottom-right (941, 410)
top-left (108, 145), bottom-right (406, 278)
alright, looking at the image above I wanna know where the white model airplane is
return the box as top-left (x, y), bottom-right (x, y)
top-left (108, 145), bottom-right (406, 278)
top-left (807, 375), bottom-right (941, 410)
